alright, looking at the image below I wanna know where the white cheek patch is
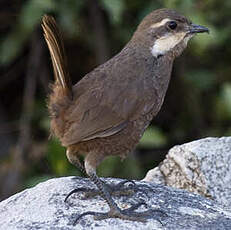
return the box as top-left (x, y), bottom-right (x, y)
top-left (151, 32), bottom-right (188, 58)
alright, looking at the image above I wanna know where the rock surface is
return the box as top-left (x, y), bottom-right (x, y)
top-left (0, 176), bottom-right (231, 230)
top-left (143, 137), bottom-right (231, 207)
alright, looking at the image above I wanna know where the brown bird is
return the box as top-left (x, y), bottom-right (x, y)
top-left (42, 9), bottom-right (209, 222)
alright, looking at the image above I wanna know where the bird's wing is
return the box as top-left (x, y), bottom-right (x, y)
top-left (61, 56), bottom-right (157, 146)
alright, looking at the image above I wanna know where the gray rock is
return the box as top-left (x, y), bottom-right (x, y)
top-left (0, 176), bottom-right (231, 230)
top-left (143, 137), bottom-right (231, 207)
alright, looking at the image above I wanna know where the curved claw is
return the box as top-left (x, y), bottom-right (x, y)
top-left (74, 211), bottom-right (100, 225)
top-left (65, 187), bottom-right (91, 202)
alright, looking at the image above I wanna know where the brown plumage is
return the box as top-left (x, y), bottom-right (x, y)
top-left (42, 9), bottom-right (209, 222)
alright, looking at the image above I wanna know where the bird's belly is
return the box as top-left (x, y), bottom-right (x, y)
top-left (71, 116), bottom-right (151, 158)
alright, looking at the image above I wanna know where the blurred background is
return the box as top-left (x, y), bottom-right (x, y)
top-left (0, 0), bottom-right (231, 201)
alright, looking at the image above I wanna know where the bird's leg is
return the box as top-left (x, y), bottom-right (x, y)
top-left (65, 150), bottom-right (147, 200)
top-left (68, 152), bottom-right (154, 223)
top-left (65, 149), bottom-right (97, 201)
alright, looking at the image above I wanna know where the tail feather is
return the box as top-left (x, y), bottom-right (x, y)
top-left (42, 15), bottom-right (72, 99)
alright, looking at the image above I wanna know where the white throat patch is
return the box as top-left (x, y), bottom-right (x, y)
top-left (151, 32), bottom-right (189, 58)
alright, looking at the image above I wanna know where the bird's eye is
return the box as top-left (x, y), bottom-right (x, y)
top-left (168, 21), bottom-right (177, 30)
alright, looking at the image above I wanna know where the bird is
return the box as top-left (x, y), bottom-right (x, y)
top-left (41, 8), bottom-right (209, 222)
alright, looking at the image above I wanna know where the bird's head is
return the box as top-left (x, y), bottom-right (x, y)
top-left (131, 9), bottom-right (209, 58)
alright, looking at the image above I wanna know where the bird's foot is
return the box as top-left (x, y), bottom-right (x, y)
top-left (65, 179), bottom-right (147, 201)
top-left (73, 201), bottom-right (157, 224)
top-left (66, 176), bottom-right (166, 225)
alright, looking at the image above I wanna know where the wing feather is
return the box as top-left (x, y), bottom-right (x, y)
top-left (61, 52), bottom-right (157, 146)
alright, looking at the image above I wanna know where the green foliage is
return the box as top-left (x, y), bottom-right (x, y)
top-left (0, 0), bottom-right (56, 65)
top-left (98, 155), bottom-right (143, 179)
top-left (139, 127), bottom-right (167, 148)
top-left (24, 175), bottom-right (54, 188)
top-left (56, 0), bottom-right (84, 37)
top-left (163, 0), bottom-right (194, 11)
top-left (101, 0), bottom-right (125, 24)
top-left (185, 70), bottom-right (216, 91)
top-left (216, 83), bottom-right (231, 120)
top-left (46, 138), bottom-right (77, 176)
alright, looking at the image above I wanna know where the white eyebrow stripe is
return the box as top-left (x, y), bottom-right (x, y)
top-left (150, 18), bottom-right (171, 29)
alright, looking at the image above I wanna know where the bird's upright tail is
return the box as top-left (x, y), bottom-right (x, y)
top-left (42, 15), bottom-right (72, 99)
top-left (42, 15), bottom-right (72, 140)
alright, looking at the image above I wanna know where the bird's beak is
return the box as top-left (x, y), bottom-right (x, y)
top-left (189, 23), bottom-right (209, 34)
